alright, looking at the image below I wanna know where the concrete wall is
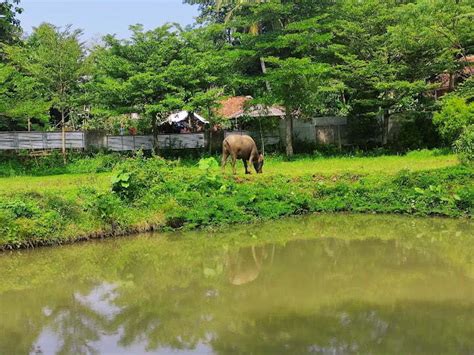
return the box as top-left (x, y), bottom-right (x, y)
top-left (280, 117), bottom-right (349, 146)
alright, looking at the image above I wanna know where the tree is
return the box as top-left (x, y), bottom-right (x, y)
top-left (85, 24), bottom-right (230, 151)
top-left (389, 0), bottom-right (474, 91)
top-left (265, 57), bottom-right (331, 156)
top-left (0, 0), bottom-right (22, 45)
top-left (0, 63), bottom-right (50, 130)
top-left (3, 23), bottom-right (86, 161)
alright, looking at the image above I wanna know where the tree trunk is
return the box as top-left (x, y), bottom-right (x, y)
top-left (285, 112), bottom-right (294, 157)
top-left (260, 57), bottom-right (271, 92)
top-left (61, 110), bottom-right (67, 164)
top-left (382, 108), bottom-right (390, 146)
top-left (209, 129), bottom-right (213, 155)
top-left (152, 115), bottom-right (160, 155)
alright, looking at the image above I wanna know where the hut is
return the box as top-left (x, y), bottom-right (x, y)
top-left (216, 96), bottom-right (285, 151)
top-left (159, 111), bottom-right (209, 134)
top-left (217, 96), bottom-right (285, 131)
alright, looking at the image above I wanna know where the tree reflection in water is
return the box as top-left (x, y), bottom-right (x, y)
top-left (0, 215), bottom-right (473, 354)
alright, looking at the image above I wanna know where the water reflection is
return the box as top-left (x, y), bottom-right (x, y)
top-left (227, 245), bottom-right (273, 286)
top-left (0, 214), bottom-right (473, 354)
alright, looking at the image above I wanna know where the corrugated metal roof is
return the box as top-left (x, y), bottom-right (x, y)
top-left (164, 111), bottom-right (209, 124)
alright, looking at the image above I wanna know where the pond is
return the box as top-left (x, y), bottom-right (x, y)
top-left (0, 214), bottom-right (473, 354)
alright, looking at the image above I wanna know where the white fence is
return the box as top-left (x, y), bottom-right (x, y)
top-left (0, 132), bottom-right (85, 150)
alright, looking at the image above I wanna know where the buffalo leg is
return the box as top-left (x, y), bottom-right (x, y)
top-left (231, 154), bottom-right (237, 175)
top-left (249, 153), bottom-right (255, 173)
top-left (221, 150), bottom-right (229, 173)
top-left (243, 160), bottom-right (251, 174)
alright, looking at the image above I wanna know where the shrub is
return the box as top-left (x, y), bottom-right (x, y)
top-left (0, 199), bottom-right (39, 218)
top-left (391, 114), bottom-right (440, 151)
top-left (433, 97), bottom-right (474, 144)
top-left (111, 155), bottom-right (170, 200)
top-left (85, 192), bottom-right (127, 229)
top-left (454, 125), bottom-right (474, 164)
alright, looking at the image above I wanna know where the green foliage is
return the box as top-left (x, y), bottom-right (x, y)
top-left (0, 152), bottom-right (123, 177)
top-left (1, 0), bottom-right (473, 154)
top-left (433, 97), bottom-right (474, 144)
top-left (455, 125), bottom-right (474, 164)
top-left (83, 24), bottom-right (230, 132)
top-left (85, 191), bottom-right (127, 227)
top-left (0, 0), bottom-right (22, 44)
top-left (0, 199), bottom-right (39, 218)
top-left (198, 157), bottom-right (219, 171)
top-left (390, 114), bottom-right (441, 152)
top-left (1, 23), bottom-right (87, 130)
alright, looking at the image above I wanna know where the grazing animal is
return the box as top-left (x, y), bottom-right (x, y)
top-left (222, 135), bottom-right (264, 175)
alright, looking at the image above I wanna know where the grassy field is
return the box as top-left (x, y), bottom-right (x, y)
top-left (255, 151), bottom-right (459, 176)
top-left (0, 150), bottom-right (471, 250)
top-left (0, 151), bottom-right (459, 195)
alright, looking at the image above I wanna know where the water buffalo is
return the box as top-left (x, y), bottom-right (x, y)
top-left (222, 135), bottom-right (264, 175)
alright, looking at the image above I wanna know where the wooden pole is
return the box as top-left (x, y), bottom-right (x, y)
top-left (285, 111), bottom-right (293, 157)
top-left (61, 110), bottom-right (66, 164)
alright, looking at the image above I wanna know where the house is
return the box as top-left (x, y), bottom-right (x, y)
top-left (216, 96), bottom-right (285, 149)
top-left (433, 55), bottom-right (474, 98)
top-left (217, 96), bottom-right (348, 149)
top-left (217, 96), bottom-right (285, 130)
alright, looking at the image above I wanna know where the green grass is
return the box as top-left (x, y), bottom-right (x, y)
top-left (0, 150), bottom-right (471, 250)
top-left (0, 173), bottom-right (111, 195)
top-left (0, 150), bottom-right (458, 195)
top-left (261, 151), bottom-right (459, 177)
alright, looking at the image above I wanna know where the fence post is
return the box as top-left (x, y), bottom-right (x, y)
top-left (337, 125), bottom-right (342, 150)
top-left (42, 132), bottom-right (48, 150)
top-left (13, 132), bottom-right (19, 151)
top-left (133, 136), bottom-right (136, 151)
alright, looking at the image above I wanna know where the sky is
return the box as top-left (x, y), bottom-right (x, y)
top-left (18, 0), bottom-right (198, 41)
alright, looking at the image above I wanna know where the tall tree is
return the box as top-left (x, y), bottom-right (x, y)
top-left (85, 24), bottom-right (230, 148)
top-left (0, 0), bottom-right (22, 45)
top-left (0, 63), bottom-right (50, 130)
top-left (3, 23), bottom-right (86, 160)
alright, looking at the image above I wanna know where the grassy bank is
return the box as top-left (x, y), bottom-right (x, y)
top-left (0, 150), bottom-right (472, 250)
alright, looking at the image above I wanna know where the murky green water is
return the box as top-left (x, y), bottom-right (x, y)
top-left (1, 214), bottom-right (473, 354)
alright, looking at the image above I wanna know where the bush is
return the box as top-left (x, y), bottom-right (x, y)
top-left (391, 115), bottom-right (440, 152)
top-left (0, 199), bottom-right (39, 218)
top-left (111, 155), bottom-right (170, 200)
top-left (455, 125), bottom-right (474, 164)
top-left (433, 97), bottom-right (474, 144)
top-left (84, 190), bottom-right (128, 229)
top-left (0, 151), bottom-right (124, 177)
